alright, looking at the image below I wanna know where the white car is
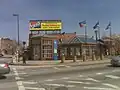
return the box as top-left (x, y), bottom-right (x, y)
top-left (0, 62), bottom-right (10, 76)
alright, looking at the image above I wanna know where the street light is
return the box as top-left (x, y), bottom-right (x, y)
top-left (13, 14), bottom-right (20, 46)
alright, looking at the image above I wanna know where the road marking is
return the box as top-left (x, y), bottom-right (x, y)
top-left (66, 81), bottom-right (91, 84)
top-left (44, 79), bottom-right (56, 81)
top-left (85, 78), bottom-right (100, 82)
top-left (61, 77), bottom-right (70, 79)
top-left (84, 87), bottom-right (114, 90)
top-left (32, 70), bottom-right (37, 71)
top-left (16, 81), bottom-right (25, 90)
top-left (96, 73), bottom-right (103, 75)
top-left (102, 83), bottom-right (120, 89)
top-left (77, 75), bottom-right (83, 77)
top-left (18, 72), bottom-right (27, 75)
top-left (22, 81), bottom-right (38, 84)
top-left (25, 87), bottom-right (45, 90)
top-left (12, 68), bottom-right (16, 71)
top-left (12, 68), bottom-right (25, 90)
top-left (15, 77), bottom-right (24, 80)
top-left (45, 84), bottom-right (75, 87)
top-left (65, 65), bottom-right (70, 68)
top-left (58, 65), bottom-right (65, 66)
top-left (53, 67), bottom-right (60, 70)
top-left (105, 75), bottom-right (120, 79)
top-left (112, 70), bottom-right (120, 72)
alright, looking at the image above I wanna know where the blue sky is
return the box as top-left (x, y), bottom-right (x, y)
top-left (0, 0), bottom-right (120, 41)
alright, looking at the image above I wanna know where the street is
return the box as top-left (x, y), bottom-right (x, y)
top-left (1, 61), bottom-right (120, 90)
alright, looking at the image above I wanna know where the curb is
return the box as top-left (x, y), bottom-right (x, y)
top-left (10, 60), bottom-right (110, 67)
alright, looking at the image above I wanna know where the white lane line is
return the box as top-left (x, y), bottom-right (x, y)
top-left (58, 65), bottom-right (65, 66)
top-left (22, 81), bottom-right (38, 84)
top-left (85, 78), bottom-right (100, 82)
top-left (66, 81), bottom-right (91, 84)
top-left (45, 84), bottom-right (75, 87)
top-left (16, 81), bottom-right (25, 90)
top-left (112, 70), bottom-right (120, 72)
top-left (18, 72), bottom-right (27, 75)
top-left (15, 77), bottom-right (24, 80)
top-left (77, 75), bottom-right (83, 77)
top-left (84, 87), bottom-right (114, 90)
top-left (102, 83), bottom-right (120, 89)
top-left (12, 68), bottom-right (16, 71)
top-left (61, 77), bottom-right (70, 79)
top-left (105, 75), bottom-right (120, 79)
top-left (53, 67), bottom-right (60, 70)
top-left (96, 73), bottom-right (103, 75)
top-left (12, 68), bottom-right (25, 90)
top-left (25, 87), bottom-right (45, 90)
top-left (65, 65), bottom-right (71, 68)
top-left (44, 79), bottom-right (56, 81)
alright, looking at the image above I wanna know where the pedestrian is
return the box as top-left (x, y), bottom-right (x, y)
top-left (23, 51), bottom-right (27, 64)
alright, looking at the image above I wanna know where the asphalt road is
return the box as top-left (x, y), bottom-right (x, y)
top-left (1, 57), bottom-right (120, 90)
top-left (2, 64), bottom-right (120, 90)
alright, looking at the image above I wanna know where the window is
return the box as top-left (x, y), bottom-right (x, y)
top-left (76, 48), bottom-right (80, 56)
top-left (64, 48), bottom-right (67, 56)
top-left (70, 47), bottom-right (74, 56)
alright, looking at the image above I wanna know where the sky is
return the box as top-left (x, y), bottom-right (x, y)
top-left (0, 0), bottom-right (120, 41)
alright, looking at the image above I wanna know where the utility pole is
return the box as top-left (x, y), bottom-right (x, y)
top-left (13, 14), bottom-right (20, 46)
top-left (13, 14), bottom-right (20, 63)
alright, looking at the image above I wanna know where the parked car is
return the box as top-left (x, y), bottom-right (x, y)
top-left (111, 56), bottom-right (120, 66)
top-left (0, 62), bottom-right (10, 76)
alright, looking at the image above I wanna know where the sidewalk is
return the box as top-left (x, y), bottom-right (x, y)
top-left (11, 58), bottom-right (110, 68)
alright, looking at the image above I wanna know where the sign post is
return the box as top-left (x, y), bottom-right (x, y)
top-left (53, 40), bottom-right (58, 60)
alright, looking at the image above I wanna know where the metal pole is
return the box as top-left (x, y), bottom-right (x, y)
top-left (95, 30), bottom-right (98, 43)
top-left (98, 26), bottom-right (102, 60)
top-left (13, 14), bottom-right (20, 46)
top-left (98, 26), bottom-right (100, 40)
top-left (17, 15), bottom-right (20, 46)
top-left (110, 26), bottom-right (112, 55)
top-left (85, 26), bottom-right (87, 43)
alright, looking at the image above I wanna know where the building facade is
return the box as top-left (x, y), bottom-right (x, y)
top-left (28, 33), bottom-right (104, 60)
top-left (28, 32), bottom-right (76, 60)
top-left (0, 38), bottom-right (17, 55)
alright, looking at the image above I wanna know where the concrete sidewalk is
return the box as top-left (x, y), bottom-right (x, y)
top-left (11, 58), bottom-right (110, 68)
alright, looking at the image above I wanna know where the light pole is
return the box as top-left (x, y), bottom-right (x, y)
top-left (13, 14), bottom-right (20, 46)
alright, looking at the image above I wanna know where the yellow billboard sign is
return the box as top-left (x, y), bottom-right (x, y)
top-left (29, 20), bottom-right (62, 31)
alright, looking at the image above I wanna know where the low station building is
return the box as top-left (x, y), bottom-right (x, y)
top-left (28, 32), bottom-right (103, 60)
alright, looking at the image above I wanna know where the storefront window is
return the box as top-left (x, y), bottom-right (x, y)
top-left (70, 47), bottom-right (74, 56)
top-left (64, 48), bottom-right (67, 56)
top-left (76, 48), bottom-right (80, 56)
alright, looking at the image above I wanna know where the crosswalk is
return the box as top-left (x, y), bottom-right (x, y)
top-left (9, 66), bottom-right (120, 90)
top-left (16, 73), bottom-right (120, 90)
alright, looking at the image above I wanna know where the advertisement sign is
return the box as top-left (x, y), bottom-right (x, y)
top-left (29, 20), bottom-right (62, 31)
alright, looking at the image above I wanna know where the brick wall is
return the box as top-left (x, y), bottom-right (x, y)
top-left (0, 38), bottom-right (17, 55)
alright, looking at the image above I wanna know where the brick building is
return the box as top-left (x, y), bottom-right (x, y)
top-left (28, 32), bottom-right (76, 60)
top-left (0, 38), bottom-right (17, 55)
top-left (28, 32), bottom-right (101, 60)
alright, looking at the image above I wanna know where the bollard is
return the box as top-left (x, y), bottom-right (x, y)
top-left (73, 56), bottom-right (77, 62)
top-left (92, 52), bottom-right (96, 61)
top-left (61, 55), bottom-right (65, 63)
top-left (83, 55), bottom-right (86, 62)
top-left (100, 53), bottom-right (103, 60)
